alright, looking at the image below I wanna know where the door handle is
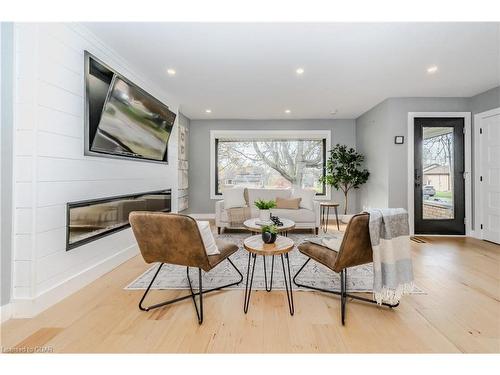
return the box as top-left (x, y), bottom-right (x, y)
top-left (414, 169), bottom-right (421, 188)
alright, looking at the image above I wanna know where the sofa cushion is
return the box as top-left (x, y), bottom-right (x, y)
top-left (220, 207), bottom-right (316, 224)
top-left (276, 197), bottom-right (301, 209)
top-left (246, 188), bottom-right (291, 208)
top-left (270, 208), bottom-right (316, 223)
top-left (223, 187), bottom-right (247, 209)
top-left (291, 188), bottom-right (316, 211)
top-left (196, 221), bottom-right (220, 255)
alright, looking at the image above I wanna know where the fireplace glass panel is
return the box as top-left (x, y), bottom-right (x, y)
top-left (67, 190), bottom-right (171, 250)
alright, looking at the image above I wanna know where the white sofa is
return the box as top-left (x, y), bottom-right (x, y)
top-left (215, 188), bottom-right (320, 234)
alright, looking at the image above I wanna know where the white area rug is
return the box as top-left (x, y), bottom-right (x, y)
top-left (125, 232), bottom-right (424, 294)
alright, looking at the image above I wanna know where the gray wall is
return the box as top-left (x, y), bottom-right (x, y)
top-left (355, 97), bottom-right (469, 211)
top-left (354, 89), bottom-right (500, 229)
top-left (385, 97), bottom-right (469, 209)
top-left (355, 100), bottom-right (391, 210)
top-left (188, 119), bottom-right (357, 214)
top-left (1, 23), bottom-right (14, 307)
top-left (469, 86), bottom-right (500, 116)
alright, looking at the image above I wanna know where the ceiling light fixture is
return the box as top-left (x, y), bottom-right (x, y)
top-left (330, 110), bottom-right (338, 115)
top-left (284, 109), bottom-right (291, 114)
top-left (166, 68), bottom-right (176, 76)
top-left (205, 109), bottom-right (212, 114)
top-left (426, 65), bottom-right (438, 74)
top-left (295, 68), bottom-right (304, 75)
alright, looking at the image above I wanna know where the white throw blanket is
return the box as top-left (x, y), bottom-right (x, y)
top-left (367, 208), bottom-right (414, 305)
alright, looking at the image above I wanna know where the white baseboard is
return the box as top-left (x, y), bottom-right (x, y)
top-left (1, 303), bottom-right (12, 323)
top-left (189, 213), bottom-right (216, 220)
top-left (11, 244), bottom-right (139, 319)
top-left (468, 230), bottom-right (481, 239)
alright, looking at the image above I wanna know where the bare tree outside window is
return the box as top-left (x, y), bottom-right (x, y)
top-left (422, 127), bottom-right (454, 219)
top-left (216, 139), bottom-right (325, 194)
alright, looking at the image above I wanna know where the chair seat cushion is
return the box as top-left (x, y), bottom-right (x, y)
top-left (207, 239), bottom-right (239, 269)
top-left (297, 242), bottom-right (338, 272)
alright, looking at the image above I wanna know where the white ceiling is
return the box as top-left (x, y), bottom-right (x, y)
top-left (84, 22), bottom-right (500, 119)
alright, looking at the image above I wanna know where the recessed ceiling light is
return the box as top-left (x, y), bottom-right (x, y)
top-left (330, 110), bottom-right (338, 115)
top-left (166, 68), bottom-right (176, 76)
top-left (295, 68), bottom-right (304, 75)
top-left (205, 109), bottom-right (212, 114)
top-left (284, 109), bottom-right (291, 114)
top-left (426, 65), bottom-right (438, 74)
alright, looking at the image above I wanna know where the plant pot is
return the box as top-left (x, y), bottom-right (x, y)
top-left (259, 209), bottom-right (270, 221)
top-left (261, 231), bottom-right (277, 244)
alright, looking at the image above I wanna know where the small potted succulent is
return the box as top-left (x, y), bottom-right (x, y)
top-left (261, 224), bottom-right (278, 244)
top-left (254, 199), bottom-right (276, 221)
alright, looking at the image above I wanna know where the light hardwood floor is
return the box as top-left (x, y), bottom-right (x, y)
top-left (1, 222), bottom-right (499, 353)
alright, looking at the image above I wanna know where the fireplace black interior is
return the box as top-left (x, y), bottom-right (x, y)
top-left (66, 189), bottom-right (171, 250)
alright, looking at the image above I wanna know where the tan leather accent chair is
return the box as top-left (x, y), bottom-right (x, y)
top-left (293, 212), bottom-right (398, 325)
top-left (129, 212), bottom-right (243, 324)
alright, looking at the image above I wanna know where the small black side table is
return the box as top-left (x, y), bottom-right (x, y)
top-left (320, 202), bottom-right (340, 232)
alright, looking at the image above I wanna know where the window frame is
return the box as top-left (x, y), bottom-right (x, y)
top-left (210, 130), bottom-right (331, 200)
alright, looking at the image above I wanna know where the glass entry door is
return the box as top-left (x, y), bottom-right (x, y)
top-left (414, 118), bottom-right (465, 235)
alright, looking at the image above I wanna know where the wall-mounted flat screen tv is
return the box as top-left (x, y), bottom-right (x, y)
top-left (85, 52), bottom-right (176, 163)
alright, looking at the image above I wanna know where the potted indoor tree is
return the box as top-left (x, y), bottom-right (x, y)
top-left (254, 199), bottom-right (276, 222)
top-left (320, 144), bottom-right (369, 220)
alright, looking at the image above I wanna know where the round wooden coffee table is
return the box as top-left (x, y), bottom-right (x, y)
top-left (242, 235), bottom-right (295, 316)
top-left (243, 218), bottom-right (295, 235)
top-left (320, 202), bottom-right (340, 232)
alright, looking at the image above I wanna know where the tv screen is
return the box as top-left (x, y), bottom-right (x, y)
top-left (85, 53), bottom-right (176, 163)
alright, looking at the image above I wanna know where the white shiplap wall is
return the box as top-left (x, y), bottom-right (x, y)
top-left (12, 23), bottom-right (179, 317)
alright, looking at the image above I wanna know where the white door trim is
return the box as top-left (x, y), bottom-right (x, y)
top-left (407, 112), bottom-right (472, 236)
top-left (473, 107), bottom-right (500, 240)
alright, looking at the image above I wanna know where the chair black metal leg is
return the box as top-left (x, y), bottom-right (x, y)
top-left (138, 257), bottom-right (243, 324)
top-left (187, 267), bottom-right (203, 324)
top-left (341, 269), bottom-right (346, 325)
top-left (263, 255), bottom-right (274, 292)
top-left (293, 257), bottom-right (399, 325)
top-left (139, 262), bottom-right (164, 311)
top-left (243, 253), bottom-right (257, 313)
top-left (292, 257), bottom-right (311, 286)
top-left (281, 253), bottom-right (294, 315)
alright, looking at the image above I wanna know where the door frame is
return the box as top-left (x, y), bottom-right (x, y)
top-left (407, 112), bottom-right (472, 236)
top-left (473, 107), bottom-right (500, 240)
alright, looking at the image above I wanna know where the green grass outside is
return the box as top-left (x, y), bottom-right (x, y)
top-left (435, 191), bottom-right (452, 199)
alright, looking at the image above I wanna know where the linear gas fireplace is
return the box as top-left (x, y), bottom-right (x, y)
top-left (66, 189), bottom-right (171, 250)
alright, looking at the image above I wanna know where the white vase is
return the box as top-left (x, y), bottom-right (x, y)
top-left (259, 209), bottom-right (270, 221)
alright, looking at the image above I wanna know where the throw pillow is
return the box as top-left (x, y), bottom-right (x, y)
top-left (223, 187), bottom-right (247, 209)
top-left (292, 188), bottom-right (315, 211)
top-left (275, 197), bottom-right (301, 209)
top-left (196, 221), bottom-right (220, 255)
